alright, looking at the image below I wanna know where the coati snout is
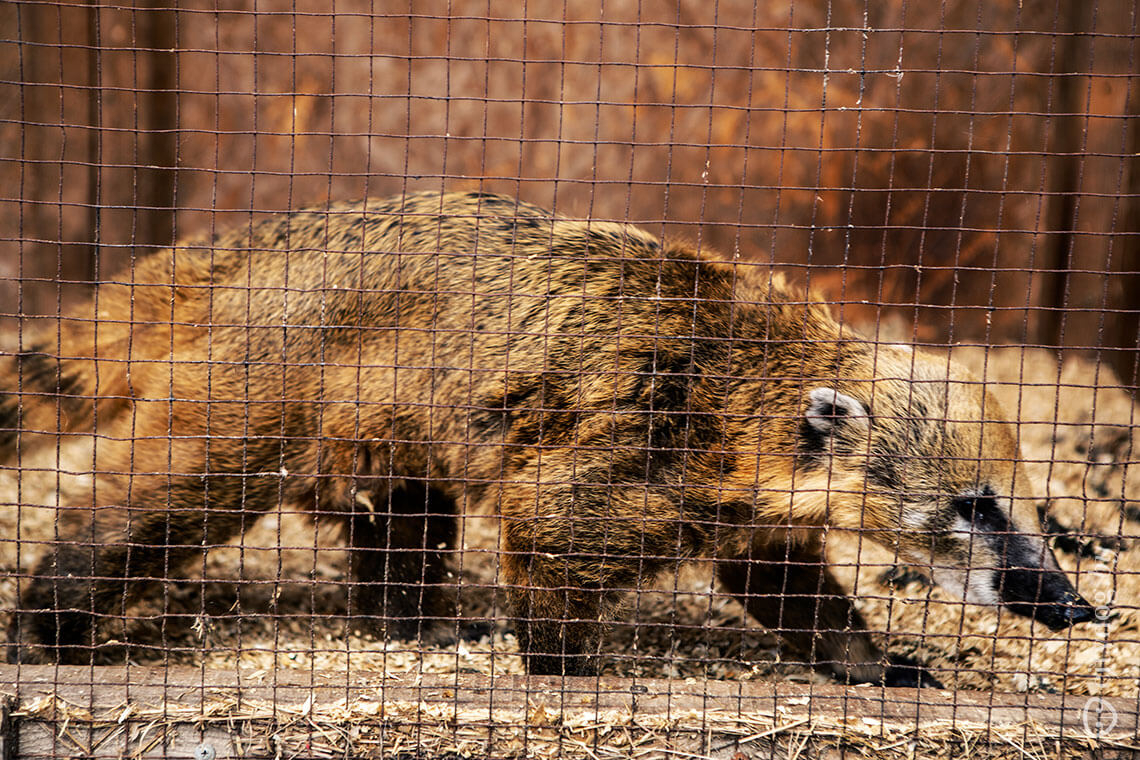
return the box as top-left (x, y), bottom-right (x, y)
top-left (954, 493), bottom-right (1095, 629)
top-left (802, 383), bottom-right (1094, 631)
top-left (2, 191), bottom-right (1093, 684)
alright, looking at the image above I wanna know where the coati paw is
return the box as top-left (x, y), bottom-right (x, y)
top-left (372, 616), bottom-right (453, 645)
top-left (882, 655), bottom-right (943, 688)
top-left (5, 639), bottom-right (49, 664)
top-left (369, 616), bottom-right (490, 647)
top-left (6, 608), bottom-right (95, 665)
top-left (523, 651), bottom-right (595, 677)
top-left (513, 616), bottom-right (598, 676)
top-left (454, 619), bottom-right (495, 642)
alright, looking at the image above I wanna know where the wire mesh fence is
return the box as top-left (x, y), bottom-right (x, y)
top-left (1, 1), bottom-right (1138, 758)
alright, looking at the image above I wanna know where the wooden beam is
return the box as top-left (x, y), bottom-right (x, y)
top-left (0, 666), bottom-right (1136, 759)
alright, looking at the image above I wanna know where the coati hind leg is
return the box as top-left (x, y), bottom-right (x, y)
top-left (342, 479), bottom-right (458, 642)
top-left (7, 403), bottom-right (299, 665)
top-left (717, 534), bottom-right (942, 687)
top-left (8, 475), bottom-right (260, 664)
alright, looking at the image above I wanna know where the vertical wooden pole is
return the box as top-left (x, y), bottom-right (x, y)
top-left (141, 3), bottom-right (178, 250)
top-left (0, 696), bottom-right (17, 760)
top-left (1037, 2), bottom-right (1089, 349)
top-left (1106, 77), bottom-right (1140, 390)
top-left (85, 0), bottom-right (100, 283)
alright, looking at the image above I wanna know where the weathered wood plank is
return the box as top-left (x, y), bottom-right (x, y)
top-left (0, 666), bottom-right (1136, 759)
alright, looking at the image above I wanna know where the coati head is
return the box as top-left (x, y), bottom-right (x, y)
top-left (799, 344), bottom-right (1095, 631)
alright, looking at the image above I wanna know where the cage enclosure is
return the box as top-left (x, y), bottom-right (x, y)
top-left (1, 2), bottom-right (1138, 758)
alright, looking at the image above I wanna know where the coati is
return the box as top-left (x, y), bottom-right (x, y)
top-left (2, 191), bottom-right (1094, 683)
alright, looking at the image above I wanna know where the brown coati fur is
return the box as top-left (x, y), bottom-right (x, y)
top-left (2, 191), bottom-right (1093, 683)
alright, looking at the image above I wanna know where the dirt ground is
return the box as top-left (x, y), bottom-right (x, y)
top-left (1, 346), bottom-right (1137, 696)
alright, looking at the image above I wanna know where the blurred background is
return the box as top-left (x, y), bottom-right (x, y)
top-left (1, 0), bottom-right (1137, 386)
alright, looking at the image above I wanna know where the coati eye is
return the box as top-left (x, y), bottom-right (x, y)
top-left (953, 494), bottom-right (1010, 533)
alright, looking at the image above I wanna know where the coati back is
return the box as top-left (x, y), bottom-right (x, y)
top-left (2, 191), bottom-right (1093, 682)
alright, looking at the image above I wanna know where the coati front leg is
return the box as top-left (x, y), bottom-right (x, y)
top-left (499, 479), bottom-right (674, 676)
top-left (343, 480), bottom-right (458, 642)
top-left (502, 554), bottom-right (625, 676)
top-left (717, 534), bottom-right (941, 687)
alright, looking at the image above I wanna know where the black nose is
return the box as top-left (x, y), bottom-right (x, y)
top-left (1033, 596), bottom-right (1097, 631)
top-left (999, 566), bottom-right (1097, 630)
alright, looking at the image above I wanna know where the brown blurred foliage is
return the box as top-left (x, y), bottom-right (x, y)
top-left (1, 0), bottom-right (1137, 384)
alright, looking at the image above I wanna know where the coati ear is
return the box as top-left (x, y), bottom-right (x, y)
top-left (803, 387), bottom-right (870, 437)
